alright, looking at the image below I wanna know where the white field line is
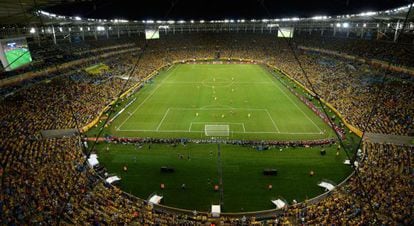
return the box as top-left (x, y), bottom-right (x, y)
top-left (118, 67), bottom-right (177, 129)
top-left (118, 65), bottom-right (321, 135)
top-left (122, 107), bottom-right (284, 134)
top-left (171, 107), bottom-right (268, 111)
top-left (156, 108), bottom-right (171, 131)
top-left (165, 65), bottom-right (174, 72)
top-left (265, 109), bottom-right (281, 133)
top-left (117, 128), bottom-right (322, 135)
top-left (189, 122), bottom-right (245, 132)
top-left (268, 77), bottom-right (323, 133)
top-left (117, 84), bottom-right (163, 129)
top-left (161, 81), bottom-right (272, 84)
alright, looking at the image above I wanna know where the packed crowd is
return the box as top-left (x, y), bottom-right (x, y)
top-left (1, 32), bottom-right (413, 224)
top-left (99, 136), bottom-right (335, 147)
top-left (294, 32), bottom-right (414, 67)
top-left (270, 51), bottom-right (413, 135)
top-left (288, 142), bottom-right (413, 225)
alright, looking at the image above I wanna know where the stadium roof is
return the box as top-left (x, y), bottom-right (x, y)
top-left (0, 0), bottom-right (62, 24)
top-left (43, 0), bottom-right (413, 20)
top-left (0, 0), bottom-right (413, 25)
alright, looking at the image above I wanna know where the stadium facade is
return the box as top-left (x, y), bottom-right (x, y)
top-left (0, 3), bottom-right (413, 43)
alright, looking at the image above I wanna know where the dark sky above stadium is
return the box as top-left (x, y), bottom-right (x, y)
top-left (47, 0), bottom-right (410, 20)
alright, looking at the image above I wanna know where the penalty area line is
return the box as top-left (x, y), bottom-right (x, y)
top-left (117, 128), bottom-right (323, 135)
top-left (156, 108), bottom-right (171, 131)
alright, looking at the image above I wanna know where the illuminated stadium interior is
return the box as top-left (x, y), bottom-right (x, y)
top-left (0, 0), bottom-right (413, 225)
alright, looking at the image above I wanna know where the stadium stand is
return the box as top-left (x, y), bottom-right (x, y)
top-left (1, 32), bottom-right (413, 224)
top-left (1, 1), bottom-right (413, 224)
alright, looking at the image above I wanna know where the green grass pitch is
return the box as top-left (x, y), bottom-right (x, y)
top-left (4, 48), bottom-right (32, 70)
top-left (89, 63), bottom-right (353, 212)
top-left (107, 64), bottom-right (335, 141)
top-left (95, 142), bottom-right (352, 212)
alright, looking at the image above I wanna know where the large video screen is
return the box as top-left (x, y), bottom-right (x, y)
top-left (145, 29), bottom-right (160, 40)
top-left (0, 37), bottom-right (32, 71)
top-left (277, 27), bottom-right (294, 38)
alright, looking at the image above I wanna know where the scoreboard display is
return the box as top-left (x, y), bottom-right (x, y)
top-left (145, 29), bottom-right (160, 40)
top-left (0, 37), bottom-right (32, 71)
top-left (277, 27), bottom-right (294, 38)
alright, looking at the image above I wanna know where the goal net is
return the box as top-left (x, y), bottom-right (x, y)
top-left (205, 125), bottom-right (230, 137)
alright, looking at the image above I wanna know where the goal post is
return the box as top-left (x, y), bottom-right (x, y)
top-left (205, 125), bottom-right (230, 137)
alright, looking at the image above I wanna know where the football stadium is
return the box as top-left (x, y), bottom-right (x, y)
top-left (0, 0), bottom-right (413, 225)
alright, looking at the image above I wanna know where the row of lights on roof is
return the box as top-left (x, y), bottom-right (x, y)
top-left (28, 26), bottom-right (104, 34)
top-left (37, 3), bottom-right (414, 24)
top-left (25, 22), bottom-right (411, 34)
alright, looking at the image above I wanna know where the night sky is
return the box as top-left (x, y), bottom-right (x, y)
top-left (46, 0), bottom-right (411, 20)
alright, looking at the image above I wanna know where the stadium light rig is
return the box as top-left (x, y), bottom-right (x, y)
top-left (311, 16), bottom-right (328, 20)
top-left (35, 2), bottom-right (414, 26)
top-left (29, 27), bottom-right (36, 34)
top-left (113, 19), bottom-right (129, 23)
top-left (267, 24), bottom-right (279, 28)
top-left (158, 25), bottom-right (169, 29)
top-left (358, 11), bottom-right (377, 17)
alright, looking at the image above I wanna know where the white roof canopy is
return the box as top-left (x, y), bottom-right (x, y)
top-left (87, 154), bottom-right (99, 167)
top-left (149, 195), bottom-right (163, 204)
top-left (318, 181), bottom-right (335, 191)
top-left (105, 176), bottom-right (121, 184)
top-left (271, 199), bottom-right (286, 209)
top-left (211, 205), bottom-right (221, 217)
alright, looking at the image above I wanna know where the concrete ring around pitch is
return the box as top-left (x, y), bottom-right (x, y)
top-left (201, 77), bottom-right (234, 88)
